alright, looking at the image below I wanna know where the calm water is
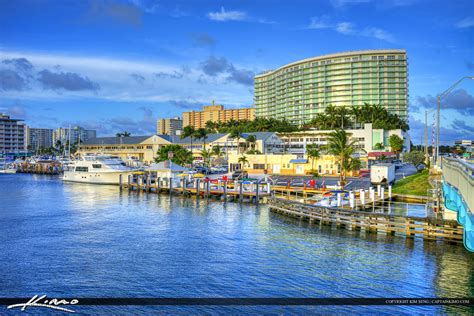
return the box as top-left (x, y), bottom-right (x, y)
top-left (0, 174), bottom-right (473, 314)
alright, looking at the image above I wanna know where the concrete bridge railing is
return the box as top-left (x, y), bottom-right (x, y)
top-left (441, 157), bottom-right (474, 252)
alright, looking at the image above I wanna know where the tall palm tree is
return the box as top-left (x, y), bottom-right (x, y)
top-left (326, 129), bottom-right (357, 188)
top-left (211, 145), bottom-right (223, 158)
top-left (181, 126), bottom-right (196, 153)
top-left (306, 144), bottom-right (321, 171)
top-left (200, 149), bottom-right (212, 169)
top-left (194, 128), bottom-right (209, 150)
top-left (230, 127), bottom-right (243, 154)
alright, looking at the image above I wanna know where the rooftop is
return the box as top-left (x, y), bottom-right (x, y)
top-left (255, 49), bottom-right (406, 78)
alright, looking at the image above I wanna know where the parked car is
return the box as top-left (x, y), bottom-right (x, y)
top-left (392, 159), bottom-right (403, 170)
top-left (232, 170), bottom-right (248, 180)
top-left (194, 166), bottom-right (210, 174)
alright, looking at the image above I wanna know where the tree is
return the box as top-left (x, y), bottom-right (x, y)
top-left (230, 127), bottom-right (244, 154)
top-left (306, 144), bottom-right (321, 172)
top-left (194, 128), bottom-right (209, 149)
top-left (238, 155), bottom-right (249, 169)
top-left (155, 144), bottom-right (193, 166)
top-left (374, 142), bottom-right (384, 150)
top-left (181, 126), bottom-right (196, 159)
top-left (245, 134), bottom-right (257, 151)
top-left (116, 131), bottom-right (131, 137)
top-left (389, 134), bottom-right (404, 157)
top-left (200, 149), bottom-right (212, 169)
top-left (211, 145), bottom-right (223, 158)
top-left (404, 150), bottom-right (425, 171)
top-left (326, 129), bottom-right (357, 188)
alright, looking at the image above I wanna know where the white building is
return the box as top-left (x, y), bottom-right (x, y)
top-left (278, 123), bottom-right (410, 155)
top-left (53, 126), bottom-right (97, 146)
top-left (27, 127), bottom-right (54, 151)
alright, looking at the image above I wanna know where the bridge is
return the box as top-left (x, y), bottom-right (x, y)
top-left (441, 157), bottom-right (474, 252)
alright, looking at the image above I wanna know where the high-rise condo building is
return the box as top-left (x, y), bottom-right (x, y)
top-left (254, 50), bottom-right (408, 125)
top-left (53, 126), bottom-right (97, 146)
top-left (0, 113), bottom-right (28, 154)
top-left (157, 117), bottom-right (183, 136)
top-left (27, 127), bottom-right (54, 151)
top-left (182, 101), bottom-right (255, 129)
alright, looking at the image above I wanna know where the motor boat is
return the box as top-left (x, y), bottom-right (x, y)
top-left (0, 157), bottom-right (17, 174)
top-left (62, 154), bottom-right (140, 184)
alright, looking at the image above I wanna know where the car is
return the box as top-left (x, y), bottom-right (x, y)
top-left (232, 170), bottom-right (247, 180)
top-left (194, 166), bottom-right (210, 174)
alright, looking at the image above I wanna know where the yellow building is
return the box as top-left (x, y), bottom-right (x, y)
top-left (182, 102), bottom-right (255, 129)
top-left (228, 153), bottom-right (362, 177)
top-left (79, 135), bottom-right (172, 164)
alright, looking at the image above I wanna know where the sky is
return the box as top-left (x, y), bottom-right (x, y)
top-left (0, 0), bottom-right (473, 144)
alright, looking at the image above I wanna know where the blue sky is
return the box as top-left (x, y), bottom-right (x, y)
top-left (0, 0), bottom-right (473, 144)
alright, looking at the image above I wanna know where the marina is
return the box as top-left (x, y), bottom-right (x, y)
top-left (0, 174), bottom-right (472, 314)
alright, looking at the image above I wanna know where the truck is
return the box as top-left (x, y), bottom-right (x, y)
top-left (370, 163), bottom-right (396, 185)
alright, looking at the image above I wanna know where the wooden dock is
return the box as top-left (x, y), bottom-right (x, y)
top-left (122, 174), bottom-right (271, 204)
top-left (269, 197), bottom-right (463, 244)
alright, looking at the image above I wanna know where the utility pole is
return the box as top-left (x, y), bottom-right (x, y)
top-left (435, 76), bottom-right (474, 166)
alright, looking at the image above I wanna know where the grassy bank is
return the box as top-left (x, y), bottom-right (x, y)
top-left (392, 170), bottom-right (431, 197)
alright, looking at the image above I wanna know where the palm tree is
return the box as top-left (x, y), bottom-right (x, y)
top-left (200, 149), bottom-right (212, 169)
top-left (306, 144), bottom-right (320, 171)
top-left (181, 126), bottom-right (196, 154)
top-left (238, 155), bottom-right (249, 170)
top-left (230, 127), bottom-right (243, 154)
top-left (211, 145), bottom-right (223, 158)
top-left (116, 131), bottom-right (131, 137)
top-left (326, 129), bottom-right (357, 188)
top-left (245, 134), bottom-right (257, 152)
top-left (194, 128), bottom-right (209, 150)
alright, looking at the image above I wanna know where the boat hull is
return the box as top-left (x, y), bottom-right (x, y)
top-left (0, 169), bottom-right (17, 174)
top-left (62, 171), bottom-right (134, 185)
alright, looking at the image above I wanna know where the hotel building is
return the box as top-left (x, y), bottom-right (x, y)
top-left (26, 127), bottom-right (54, 151)
top-left (53, 126), bottom-right (97, 146)
top-left (254, 50), bottom-right (408, 125)
top-left (182, 102), bottom-right (255, 129)
top-left (0, 113), bottom-right (28, 154)
top-left (157, 117), bottom-right (183, 136)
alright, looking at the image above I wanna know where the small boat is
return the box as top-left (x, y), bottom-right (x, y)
top-left (0, 157), bottom-right (17, 174)
top-left (62, 154), bottom-right (140, 185)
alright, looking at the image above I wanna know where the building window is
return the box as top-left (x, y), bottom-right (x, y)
top-left (253, 164), bottom-right (265, 169)
top-left (92, 164), bottom-right (102, 169)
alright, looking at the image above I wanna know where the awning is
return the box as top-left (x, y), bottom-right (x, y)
top-left (289, 159), bottom-right (308, 164)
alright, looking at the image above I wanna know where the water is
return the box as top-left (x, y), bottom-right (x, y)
top-left (0, 174), bottom-right (473, 314)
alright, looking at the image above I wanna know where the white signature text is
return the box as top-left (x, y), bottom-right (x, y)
top-left (7, 295), bottom-right (79, 313)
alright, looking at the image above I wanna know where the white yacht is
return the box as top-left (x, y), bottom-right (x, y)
top-left (0, 157), bottom-right (17, 174)
top-left (62, 154), bottom-right (139, 184)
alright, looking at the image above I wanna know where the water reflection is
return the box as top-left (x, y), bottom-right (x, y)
top-left (0, 175), bottom-right (473, 314)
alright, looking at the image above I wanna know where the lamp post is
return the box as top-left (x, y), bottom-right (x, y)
top-left (436, 76), bottom-right (474, 166)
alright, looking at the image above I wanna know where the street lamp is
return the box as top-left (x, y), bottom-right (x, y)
top-left (436, 76), bottom-right (474, 166)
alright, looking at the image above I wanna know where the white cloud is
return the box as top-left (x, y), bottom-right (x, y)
top-left (307, 16), bottom-right (395, 42)
top-left (336, 22), bottom-right (355, 34)
top-left (308, 16), bottom-right (331, 29)
top-left (0, 50), bottom-right (253, 107)
top-left (456, 17), bottom-right (474, 28)
top-left (207, 7), bottom-right (247, 22)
